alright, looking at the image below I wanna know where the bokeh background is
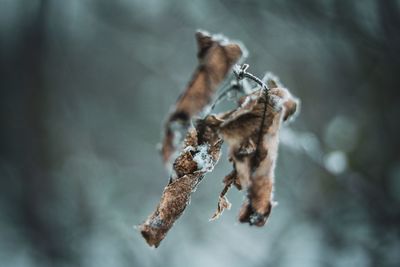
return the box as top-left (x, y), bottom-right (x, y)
top-left (1, 0), bottom-right (399, 266)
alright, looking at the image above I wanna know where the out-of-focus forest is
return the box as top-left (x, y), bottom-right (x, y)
top-left (0, 0), bottom-right (399, 266)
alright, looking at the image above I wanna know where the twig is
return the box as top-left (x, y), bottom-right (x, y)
top-left (234, 64), bottom-right (270, 92)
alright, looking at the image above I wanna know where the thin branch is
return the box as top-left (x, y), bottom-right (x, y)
top-left (234, 64), bottom-right (270, 92)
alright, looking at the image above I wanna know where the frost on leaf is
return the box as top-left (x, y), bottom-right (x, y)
top-left (214, 81), bottom-right (299, 226)
top-left (139, 31), bottom-right (299, 247)
top-left (161, 31), bottom-right (245, 166)
top-left (140, 116), bottom-right (223, 247)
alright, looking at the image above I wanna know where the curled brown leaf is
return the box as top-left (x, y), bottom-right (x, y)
top-left (215, 80), bottom-right (299, 226)
top-left (161, 31), bottom-right (245, 165)
top-left (140, 116), bottom-right (223, 247)
top-left (139, 31), bottom-right (300, 247)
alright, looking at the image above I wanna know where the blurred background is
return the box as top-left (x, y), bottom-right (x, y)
top-left (0, 0), bottom-right (399, 266)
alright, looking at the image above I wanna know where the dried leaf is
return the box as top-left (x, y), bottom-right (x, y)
top-left (210, 196), bottom-right (231, 221)
top-left (216, 81), bottom-right (299, 226)
top-left (139, 31), bottom-right (300, 247)
top-left (140, 116), bottom-right (223, 247)
top-left (210, 170), bottom-right (237, 220)
top-left (161, 31), bottom-right (245, 165)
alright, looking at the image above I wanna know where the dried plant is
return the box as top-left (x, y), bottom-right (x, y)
top-left (161, 31), bottom-right (244, 166)
top-left (139, 31), bottom-right (299, 247)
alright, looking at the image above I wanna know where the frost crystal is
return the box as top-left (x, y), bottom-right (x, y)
top-left (149, 215), bottom-right (163, 228)
top-left (249, 212), bottom-right (264, 225)
top-left (170, 121), bottom-right (188, 148)
top-left (193, 144), bottom-right (214, 172)
top-left (184, 146), bottom-right (195, 153)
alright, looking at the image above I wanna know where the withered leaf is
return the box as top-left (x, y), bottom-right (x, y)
top-left (161, 31), bottom-right (245, 166)
top-left (139, 31), bottom-right (300, 248)
top-left (140, 116), bottom-right (223, 247)
top-left (214, 81), bottom-right (299, 226)
top-left (209, 169), bottom-right (237, 220)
